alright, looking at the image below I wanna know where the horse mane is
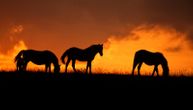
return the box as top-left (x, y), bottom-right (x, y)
top-left (85, 44), bottom-right (98, 50)
top-left (84, 44), bottom-right (103, 51)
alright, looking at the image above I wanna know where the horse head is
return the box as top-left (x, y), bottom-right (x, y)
top-left (162, 62), bottom-right (169, 77)
top-left (160, 55), bottom-right (169, 77)
top-left (16, 57), bottom-right (27, 71)
top-left (97, 44), bottom-right (103, 56)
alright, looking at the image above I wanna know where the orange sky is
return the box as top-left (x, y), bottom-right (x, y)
top-left (0, 0), bottom-right (193, 76)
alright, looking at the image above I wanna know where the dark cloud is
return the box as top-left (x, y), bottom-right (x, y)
top-left (1, 0), bottom-right (193, 27)
top-left (1, 1), bottom-right (193, 21)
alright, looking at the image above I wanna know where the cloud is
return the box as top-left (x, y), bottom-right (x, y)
top-left (9, 25), bottom-right (24, 41)
top-left (165, 46), bottom-right (182, 52)
top-left (0, 40), bottom-right (27, 71)
top-left (0, 24), bottom-right (24, 53)
top-left (10, 25), bottom-right (24, 34)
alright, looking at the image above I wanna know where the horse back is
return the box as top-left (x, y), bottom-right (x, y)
top-left (66, 47), bottom-right (84, 55)
top-left (135, 50), bottom-right (164, 65)
top-left (24, 50), bottom-right (58, 64)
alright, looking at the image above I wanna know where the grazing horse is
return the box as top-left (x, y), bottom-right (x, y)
top-left (61, 44), bottom-right (103, 74)
top-left (16, 57), bottom-right (27, 71)
top-left (131, 50), bottom-right (169, 77)
top-left (15, 50), bottom-right (60, 73)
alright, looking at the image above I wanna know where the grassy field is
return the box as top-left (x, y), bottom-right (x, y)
top-left (0, 71), bottom-right (192, 90)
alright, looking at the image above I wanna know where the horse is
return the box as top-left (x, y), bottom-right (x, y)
top-left (131, 50), bottom-right (169, 77)
top-left (61, 44), bottom-right (103, 74)
top-left (15, 50), bottom-right (60, 73)
top-left (16, 57), bottom-right (27, 71)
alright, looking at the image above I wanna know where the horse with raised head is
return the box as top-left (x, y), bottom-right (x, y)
top-left (15, 50), bottom-right (60, 73)
top-left (61, 44), bottom-right (103, 74)
top-left (131, 50), bottom-right (169, 77)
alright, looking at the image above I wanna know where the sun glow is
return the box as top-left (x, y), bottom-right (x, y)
top-left (0, 40), bottom-right (27, 71)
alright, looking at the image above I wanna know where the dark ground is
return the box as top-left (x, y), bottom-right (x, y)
top-left (0, 71), bottom-right (191, 109)
top-left (1, 71), bottom-right (193, 104)
top-left (0, 71), bottom-right (192, 89)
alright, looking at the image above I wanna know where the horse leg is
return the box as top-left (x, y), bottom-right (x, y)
top-left (16, 60), bottom-right (21, 71)
top-left (19, 65), bottom-right (22, 71)
top-left (45, 64), bottom-right (50, 73)
top-left (16, 64), bottom-right (19, 71)
top-left (45, 65), bottom-right (48, 73)
top-left (49, 64), bottom-right (51, 73)
top-left (132, 61), bottom-right (138, 76)
top-left (86, 61), bottom-right (92, 74)
top-left (155, 66), bottom-right (159, 76)
top-left (19, 61), bottom-right (27, 72)
top-left (152, 67), bottom-right (156, 76)
top-left (65, 58), bottom-right (71, 73)
top-left (137, 62), bottom-right (142, 76)
top-left (152, 65), bottom-right (158, 77)
top-left (23, 63), bottom-right (27, 71)
top-left (17, 66), bottom-right (20, 71)
top-left (90, 63), bottom-right (92, 74)
top-left (72, 59), bottom-right (77, 73)
top-left (88, 61), bottom-right (92, 74)
top-left (86, 62), bottom-right (89, 74)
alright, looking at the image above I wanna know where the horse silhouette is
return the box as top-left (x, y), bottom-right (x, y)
top-left (61, 44), bottom-right (103, 74)
top-left (132, 50), bottom-right (169, 77)
top-left (15, 50), bottom-right (60, 73)
top-left (16, 57), bottom-right (27, 71)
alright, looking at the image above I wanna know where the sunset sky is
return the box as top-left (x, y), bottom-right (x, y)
top-left (0, 0), bottom-right (193, 75)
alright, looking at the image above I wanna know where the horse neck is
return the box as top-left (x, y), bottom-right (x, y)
top-left (88, 46), bottom-right (99, 55)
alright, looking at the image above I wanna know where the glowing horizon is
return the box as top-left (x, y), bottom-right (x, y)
top-left (1, 24), bottom-right (193, 76)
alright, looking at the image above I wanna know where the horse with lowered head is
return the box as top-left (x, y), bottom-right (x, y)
top-left (61, 44), bottom-right (103, 74)
top-left (16, 57), bottom-right (27, 71)
top-left (15, 50), bottom-right (60, 73)
top-left (132, 50), bottom-right (169, 77)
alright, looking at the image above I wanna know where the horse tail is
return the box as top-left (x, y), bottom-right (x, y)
top-left (61, 50), bottom-right (69, 64)
top-left (14, 50), bottom-right (25, 63)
